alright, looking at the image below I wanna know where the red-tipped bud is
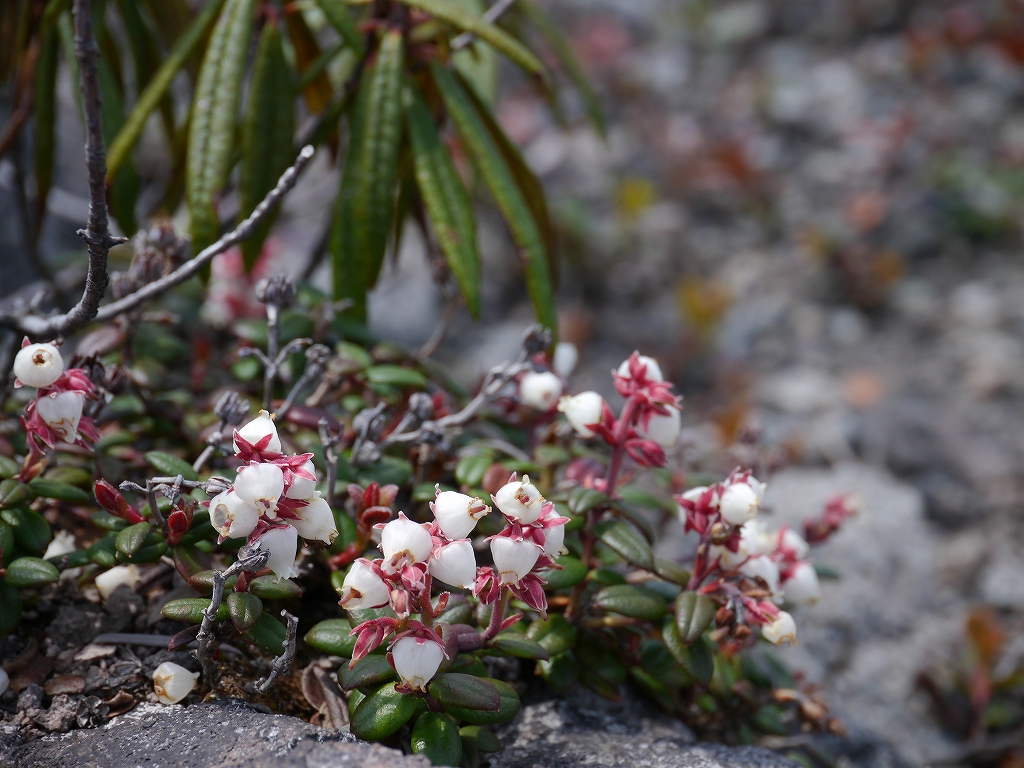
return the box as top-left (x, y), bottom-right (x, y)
top-left (94, 480), bottom-right (143, 524)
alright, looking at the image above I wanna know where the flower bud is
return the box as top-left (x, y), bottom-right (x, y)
top-left (95, 565), bottom-right (140, 601)
top-left (234, 410), bottom-right (281, 454)
top-left (557, 391), bottom-right (603, 438)
top-left (152, 662), bottom-right (199, 704)
top-left (740, 555), bottom-right (781, 601)
top-left (431, 490), bottom-right (488, 541)
top-left (552, 342), bottom-right (579, 378)
top-left (739, 519), bottom-right (775, 557)
top-left (491, 536), bottom-right (541, 585)
top-left (542, 523), bottom-right (566, 558)
top-left (257, 525), bottom-right (299, 579)
top-left (391, 636), bottom-right (444, 691)
top-left (339, 559), bottom-right (390, 609)
top-left (617, 354), bottom-right (663, 382)
top-left (762, 611), bottom-right (797, 645)
top-left (234, 463), bottom-right (284, 517)
top-left (210, 490), bottom-right (260, 539)
top-left (35, 390), bottom-right (84, 443)
top-left (285, 458), bottom-right (317, 501)
top-left (637, 406), bottom-right (681, 448)
top-left (519, 371), bottom-right (563, 411)
top-left (428, 539), bottom-right (477, 589)
top-left (778, 528), bottom-right (809, 559)
top-left (14, 342), bottom-right (64, 388)
top-left (719, 482), bottom-right (760, 526)
top-left (493, 476), bottom-right (544, 524)
top-left (43, 530), bottom-right (76, 560)
top-left (289, 492), bottom-right (337, 544)
top-left (380, 514), bottom-right (432, 573)
top-left (782, 562), bottom-right (820, 605)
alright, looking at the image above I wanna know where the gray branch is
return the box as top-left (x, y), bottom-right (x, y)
top-left (249, 610), bottom-right (299, 694)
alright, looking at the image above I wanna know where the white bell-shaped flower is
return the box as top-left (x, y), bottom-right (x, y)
top-left (493, 476), bottom-right (544, 524)
top-left (637, 406), bottom-right (681, 447)
top-left (552, 342), bottom-right (579, 378)
top-left (740, 554), bottom-right (782, 601)
top-left (557, 391), bottom-right (603, 438)
top-left (95, 565), bottom-right (140, 601)
top-left (152, 662), bottom-right (199, 704)
top-left (782, 561), bottom-right (821, 605)
top-left (234, 409), bottom-right (281, 454)
top-left (491, 537), bottom-right (541, 585)
top-left (285, 458), bottom-right (317, 500)
top-left (762, 611), bottom-right (797, 645)
top-left (428, 539), bottom-right (477, 589)
top-left (391, 636), bottom-right (444, 691)
top-left (777, 528), bottom-right (810, 559)
top-left (289, 492), bottom-right (337, 544)
top-left (542, 523), bottom-right (566, 558)
top-left (431, 490), bottom-right (488, 541)
top-left (209, 490), bottom-right (260, 539)
top-left (14, 342), bottom-right (64, 388)
top-left (257, 525), bottom-right (299, 579)
top-left (234, 463), bottom-right (284, 517)
top-left (617, 354), bottom-right (663, 382)
top-left (35, 390), bottom-right (84, 443)
top-left (339, 559), bottom-right (390, 609)
top-left (519, 371), bottom-right (563, 411)
top-left (719, 481), bottom-right (760, 526)
top-left (380, 514), bottom-right (432, 573)
top-left (739, 519), bottom-right (775, 557)
top-left (43, 530), bottom-right (76, 560)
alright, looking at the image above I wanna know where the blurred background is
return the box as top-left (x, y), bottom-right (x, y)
top-left (4, 0), bottom-right (1024, 764)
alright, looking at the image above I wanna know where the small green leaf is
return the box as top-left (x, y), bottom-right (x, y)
top-left (248, 574), bottom-right (303, 600)
top-left (26, 478), bottom-right (91, 504)
top-left (0, 519), bottom-right (15, 566)
top-left (312, 0), bottom-right (364, 54)
top-left (525, 614), bottom-right (577, 656)
top-left (115, 522), bottom-right (151, 559)
top-left (538, 650), bottom-right (579, 691)
top-left (364, 365), bottom-right (428, 389)
top-left (227, 591), bottom-right (263, 632)
top-left (3, 507), bottom-right (51, 556)
top-left (339, 654), bottom-right (398, 691)
top-left (594, 519), bottom-right (654, 569)
top-left (429, 673), bottom-right (500, 711)
top-left (442, 678), bottom-right (520, 725)
top-left (4, 556), bottom-right (60, 588)
top-left (0, 456), bottom-right (19, 479)
top-left (675, 591), bottom-right (717, 644)
top-left (90, 511), bottom-right (129, 531)
top-left (87, 534), bottom-right (118, 567)
top-left (654, 558), bottom-right (691, 586)
top-left (173, 544), bottom-right (211, 580)
top-left (49, 549), bottom-right (91, 571)
top-left (0, 480), bottom-right (30, 509)
top-left (459, 725), bottom-right (500, 753)
top-left (43, 466), bottom-right (92, 486)
top-left (609, 498), bottom-right (656, 543)
top-left (491, 633), bottom-right (550, 661)
top-left (411, 711), bottom-right (463, 766)
top-left (351, 682), bottom-right (418, 740)
top-left (568, 486), bottom-right (608, 516)
top-left (305, 618), bottom-right (355, 657)
top-left (0, 582), bottom-right (21, 635)
top-left (242, 611), bottom-right (287, 654)
top-left (663, 619), bottom-right (714, 686)
top-left (144, 451), bottom-right (198, 482)
top-left (594, 584), bottom-right (667, 621)
top-left (162, 597), bottom-right (229, 624)
top-left (540, 555), bottom-right (587, 590)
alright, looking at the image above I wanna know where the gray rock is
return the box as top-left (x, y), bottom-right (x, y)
top-left (13, 699), bottom-right (427, 768)
top-left (490, 688), bottom-right (796, 768)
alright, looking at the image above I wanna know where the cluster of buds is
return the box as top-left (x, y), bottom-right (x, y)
top-left (14, 340), bottom-right (101, 452)
top-left (678, 470), bottom-right (825, 648)
top-left (207, 411), bottom-right (337, 579)
top-left (516, 341), bottom-right (580, 412)
top-left (338, 475), bottom-right (567, 693)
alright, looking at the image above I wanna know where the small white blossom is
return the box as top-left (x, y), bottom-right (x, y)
top-left (43, 530), bottom-right (76, 560)
top-left (493, 476), bottom-right (544, 524)
top-left (552, 342), bottom-right (579, 378)
top-left (289, 492), bottom-right (337, 544)
top-left (519, 371), bottom-right (563, 411)
top-left (257, 525), bottom-right (299, 579)
top-left (431, 490), bottom-right (489, 541)
top-left (209, 490), bottom-right (260, 539)
top-left (339, 559), bottom-right (390, 609)
top-left (380, 514), bottom-right (432, 573)
top-left (391, 636), bottom-right (444, 691)
top-left (637, 406), bottom-right (681, 447)
top-left (542, 523), bottom-right (566, 558)
top-left (152, 662), bottom-right (199, 704)
top-left (35, 390), bottom-right (84, 443)
top-left (285, 458), bottom-right (317, 501)
top-left (740, 555), bottom-right (782, 601)
top-left (234, 463), bottom-right (284, 517)
top-left (617, 354), bottom-right (663, 382)
top-left (234, 409), bottom-right (281, 454)
top-left (491, 536), bottom-right (541, 585)
top-left (762, 611), bottom-right (797, 645)
top-left (782, 562), bottom-right (821, 605)
top-left (777, 528), bottom-right (810, 559)
top-left (14, 342), bottom-right (64, 388)
top-left (95, 565), bottom-right (140, 601)
top-left (719, 481), bottom-right (760, 526)
top-left (428, 539), bottom-right (477, 589)
top-left (557, 391), bottom-right (603, 438)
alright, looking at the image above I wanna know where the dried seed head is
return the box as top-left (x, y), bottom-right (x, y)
top-left (215, 390), bottom-right (251, 426)
top-left (255, 274), bottom-right (297, 308)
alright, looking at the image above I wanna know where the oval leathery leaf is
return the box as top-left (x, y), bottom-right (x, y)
top-left (540, 555), bottom-right (587, 590)
top-left (428, 673), bottom-right (500, 711)
top-left (162, 597), bottom-right (229, 624)
top-left (242, 611), bottom-right (287, 654)
top-left (144, 451), bottom-right (198, 482)
top-left (4, 507), bottom-right (51, 556)
top-left (491, 633), bottom-right (550, 661)
top-left (0, 456), bottom-right (18, 479)
top-left (538, 650), bottom-right (579, 691)
top-left (675, 590), bottom-right (717, 644)
top-left (411, 711), bottom-right (462, 766)
top-left (304, 618), bottom-right (355, 657)
top-left (248, 574), bottom-right (303, 600)
top-left (227, 591), bottom-right (263, 632)
top-left (459, 725), bottom-right (500, 753)
top-left (339, 655), bottom-right (398, 691)
top-left (4, 557), bottom-right (60, 588)
top-left (442, 678), bottom-right (520, 724)
top-left (115, 521), bottom-right (151, 559)
top-left (186, 0), bottom-right (257, 255)
top-left (663, 618), bottom-right (715, 686)
top-left (593, 584), bottom-right (667, 621)
top-left (350, 682), bottom-right (417, 741)
top-left (525, 614), bottom-right (576, 657)
top-left (26, 479), bottom-right (92, 504)
top-left (0, 582), bottom-right (22, 635)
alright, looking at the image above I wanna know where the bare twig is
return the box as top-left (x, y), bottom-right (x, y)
top-left (0, 146), bottom-right (316, 338)
top-left (451, 0), bottom-right (518, 50)
top-left (318, 418), bottom-right (340, 508)
top-left (250, 610), bottom-right (299, 694)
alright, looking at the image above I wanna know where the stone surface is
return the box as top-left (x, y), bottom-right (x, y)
top-left (11, 699), bottom-right (427, 768)
top-left (491, 688), bottom-right (796, 768)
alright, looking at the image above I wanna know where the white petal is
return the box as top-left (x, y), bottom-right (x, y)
top-left (14, 343), bottom-right (64, 388)
top-left (258, 526), bottom-right (299, 579)
top-left (782, 562), bottom-right (820, 605)
top-left (491, 537), bottom-right (541, 584)
top-left (637, 406), bottom-right (681, 448)
top-left (719, 482), bottom-right (759, 526)
top-left (285, 459), bottom-right (317, 500)
top-left (552, 342), bottom-right (579, 378)
top-left (152, 662), bottom-right (198, 704)
top-left (234, 410), bottom-right (282, 454)
top-left (617, 354), bottom-right (663, 382)
top-left (557, 392), bottom-right (603, 438)
top-left (428, 540), bottom-right (477, 589)
top-left (542, 524), bottom-right (566, 558)
top-left (340, 559), bottom-right (391, 609)
top-left (234, 463), bottom-right (284, 516)
top-left (95, 565), bottom-right (140, 601)
top-left (35, 391), bottom-right (84, 443)
top-left (380, 515), bottom-right (432, 572)
top-left (519, 371), bottom-right (563, 411)
top-left (209, 490), bottom-right (260, 539)
top-left (289, 492), bottom-right (337, 544)
top-left (493, 478), bottom-right (544, 524)
top-left (762, 611), bottom-right (797, 645)
top-left (432, 491), bottom-right (486, 541)
top-left (391, 636), bottom-right (443, 691)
